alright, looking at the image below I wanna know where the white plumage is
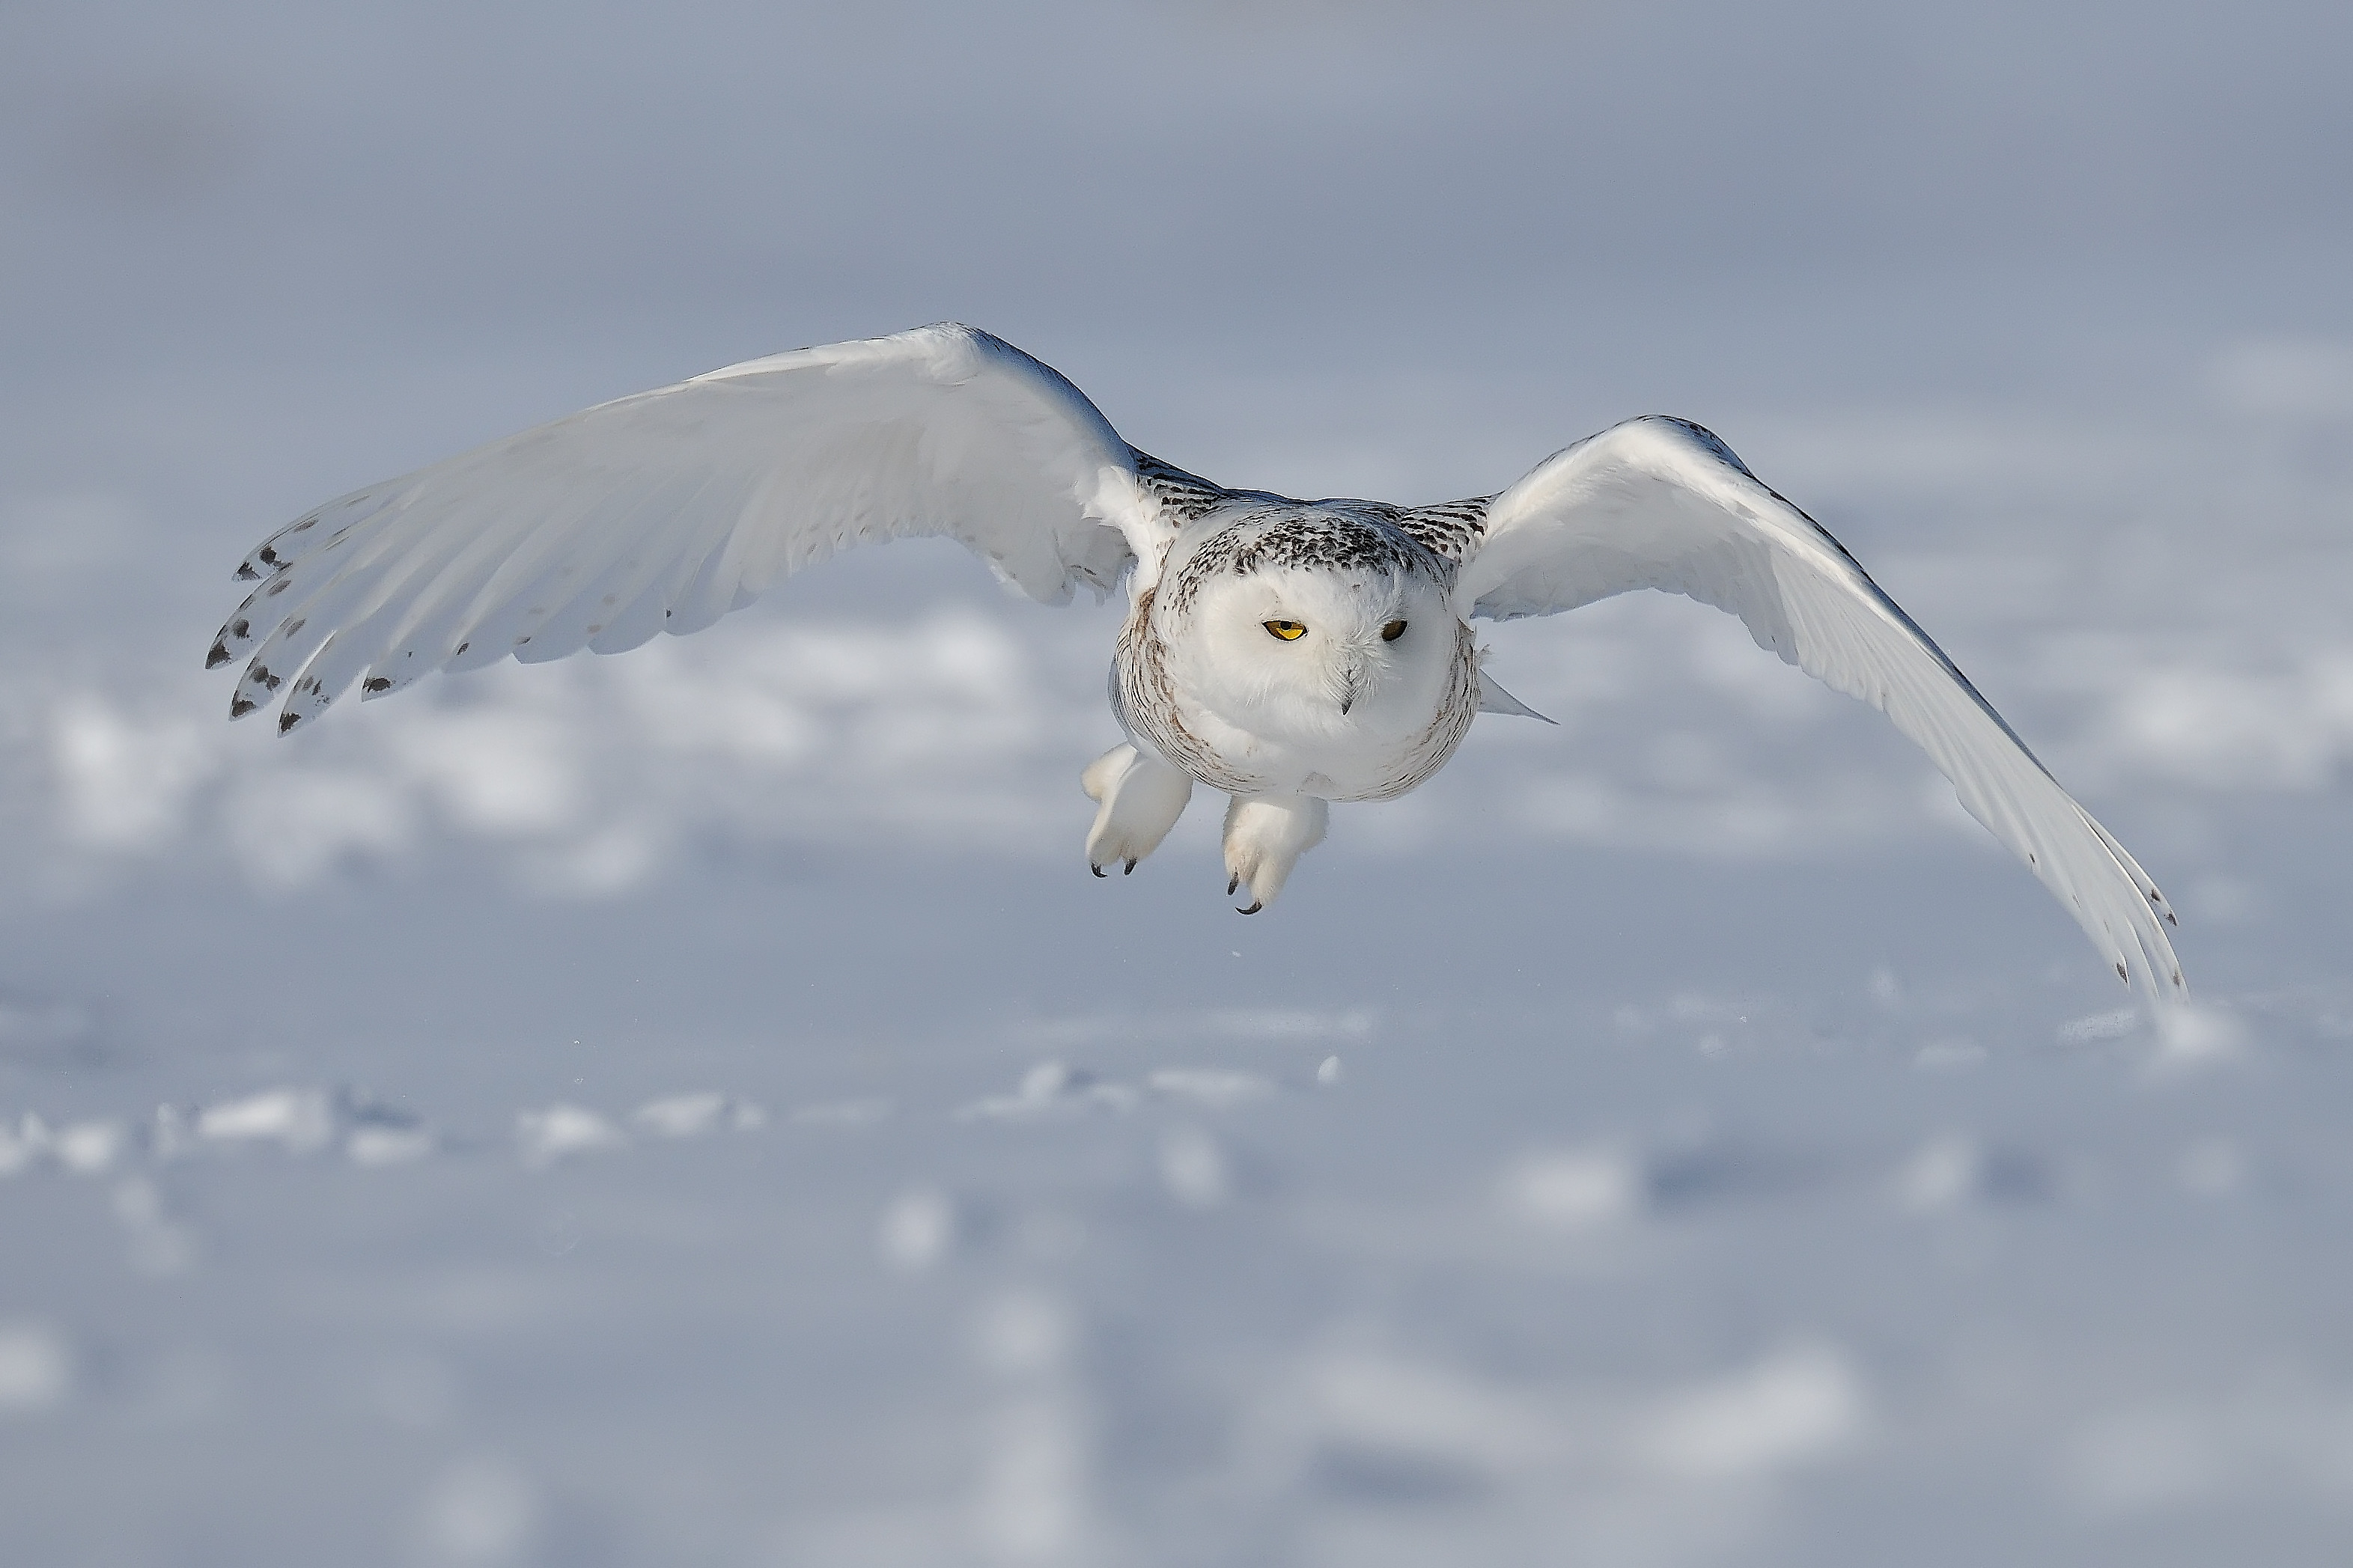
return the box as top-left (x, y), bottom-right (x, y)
top-left (211, 323), bottom-right (2185, 1001)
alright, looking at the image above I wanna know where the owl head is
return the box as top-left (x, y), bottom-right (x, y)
top-left (1163, 510), bottom-right (1460, 745)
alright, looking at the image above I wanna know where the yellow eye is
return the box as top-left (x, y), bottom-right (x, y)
top-left (1381, 620), bottom-right (1407, 641)
top-left (1264, 620), bottom-right (1307, 641)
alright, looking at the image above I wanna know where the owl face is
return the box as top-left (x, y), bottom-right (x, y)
top-left (1175, 555), bottom-right (1459, 746)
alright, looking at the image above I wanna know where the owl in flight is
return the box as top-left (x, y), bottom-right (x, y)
top-left (210, 324), bottom-right (2183, 1001)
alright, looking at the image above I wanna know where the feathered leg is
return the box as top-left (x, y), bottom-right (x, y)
top-left (1221, 793), bottom-right (1329, 914)
top-left (1082, 744), bottom-right (1193, 876)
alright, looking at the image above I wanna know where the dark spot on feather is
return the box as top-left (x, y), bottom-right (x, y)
top-left (265, 579), bottom-right (289, 596)
top-left (230, 697), bottom-right (255, 718)
top-left (254, 665), bottom-right (280, 690)
top-left (231, 619), bottom-right (249, 638)
top-left (279, 712), bottom-right (300, 733)
top-left (665, 611), bottom-right (672, 619)
top-left (284, 617), bottom-right (305, 636)
top-left (362, 677), bottom-right (392, 693)
top-left (455, 641), bottom-right (469, 655)
top-left (290, 519), bottom-right (314, 533)
top-left (515, 635), bottom-right (530, 646)
top-left (207, 640), bottom-right (231, 668)
top-left (236, 564), bottom-right (259, 581)
top-left (258, 546), bottom-right (278, 566)
top-left (2027, 852), bottom-right (2037, 866)
top-left (2116, 962), bottom-right (2128, 982)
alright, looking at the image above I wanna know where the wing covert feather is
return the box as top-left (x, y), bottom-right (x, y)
top-left (1458, 416), bottom-right (2185, 1004)
top-left (213, 324), bottom-right (1159, 730)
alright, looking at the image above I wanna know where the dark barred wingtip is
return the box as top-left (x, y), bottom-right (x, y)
top-left (205, 640), bottom-right (232, 669)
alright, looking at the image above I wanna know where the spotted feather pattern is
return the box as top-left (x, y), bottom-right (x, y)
top-left (1130, 451), bottom-right (1228, 525)
top-left (1162, 503), bottom-right (1452, 614)
top-left (1393, 496), bottom-right (1491, 563)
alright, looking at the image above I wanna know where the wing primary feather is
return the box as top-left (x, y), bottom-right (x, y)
top-left (234, 481), bottom-right (412, 582)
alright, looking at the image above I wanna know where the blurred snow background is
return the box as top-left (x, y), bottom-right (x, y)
top-left (4, 1), bottom-right (2352, 1562)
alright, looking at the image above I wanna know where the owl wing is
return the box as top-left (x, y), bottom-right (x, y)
top-left (1455, 415), bottom-right (2184, 1004)
top-left (210, 324), bottom-right (1183, 731)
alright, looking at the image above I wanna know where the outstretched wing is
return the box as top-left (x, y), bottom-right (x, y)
top-left (1455, 415), bottom-right (2185, 1004)
top-left (210, 324), bottom-right (1177, 731)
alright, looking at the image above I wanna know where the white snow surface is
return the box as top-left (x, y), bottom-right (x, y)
top-left (6, 1), bottom-right (2353, 1562)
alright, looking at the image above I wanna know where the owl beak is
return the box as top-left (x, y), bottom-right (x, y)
top-left (1336, 657), bottom-right (1369, 716)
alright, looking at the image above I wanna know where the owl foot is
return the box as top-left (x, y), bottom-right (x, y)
top-left (1083, 744), bottom-right (1193, 877)
top-left (1221, 792), bottom-right (1329, 912)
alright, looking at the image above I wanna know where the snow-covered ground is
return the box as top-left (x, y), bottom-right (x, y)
top-left (4, 2), bottom-right (2352, 1562)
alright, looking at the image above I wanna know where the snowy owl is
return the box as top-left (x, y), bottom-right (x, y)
top-left (209, 323), bottom-right (2183, 1001)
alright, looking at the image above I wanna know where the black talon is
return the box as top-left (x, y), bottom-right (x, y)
top-left (1226, 875), bottom-right (1240, 896)
top-left (1123, 858), bottom-right (1136, 875)
top-left (1091, 864), bottom-right (1105, 878)
top-left (1237, 902), bottom-right (1262, 915)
